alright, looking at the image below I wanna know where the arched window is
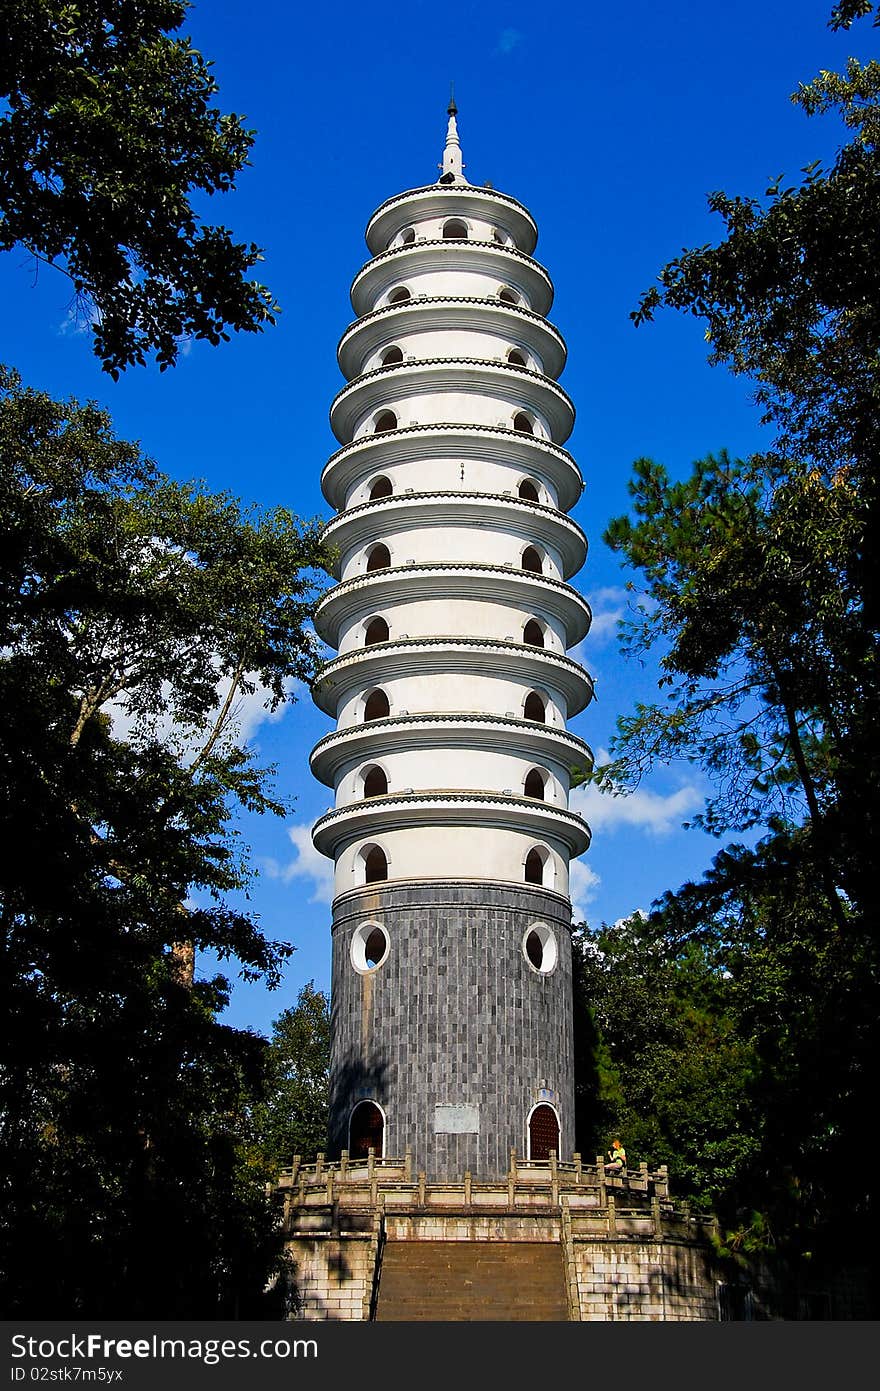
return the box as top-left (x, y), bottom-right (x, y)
top-left (518, 478), bottom-right (540, 503)
top-left (381, 345), bottom-right (404, 366)
top-left (442, 218), bottom-right (468, 240)
top-left (374, 410), bottom-right (397, 433)
top-left (349, 1101), bottom-right (385, 1159)
top-left (388, 286), bottom-right (411, 304)
top-left (364, 617), bottom-right (389, 646)
top-left (363, 766), bottom-right (388, 799)
top-left (492, 228), bottom-right (508, 245)
top-left (364, 845), bottom-right (388, 883)
top-left (507, 348), bottom-right (527, 368)
top-left (523, 619), bottom-right (544, 647)
top-left (513, 412), bottom-right (534, 434)
top-left (498, 286), bottom-right (519, 305)
top-left (524, 692), bottom-right (546, 723)
top-left (400, 228), bottom-right (415, 245)
top-left (369, 476), bottom-right (393, 501)
top-left (524, 848), bottom-right (545, 884)
top-left (524, 769), bottom-right (546, 801)
top-left (528, 1104), bottom-right (560, 1162)
top-left (366, 543), bottom-right (391, 572)
top-left (363, 689), bottom-right (390, 722)
top-left (521, 546), bottom-right (543, 574)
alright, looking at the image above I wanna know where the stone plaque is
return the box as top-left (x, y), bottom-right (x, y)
top-left (433, 1104), bottom-right (480, 1134)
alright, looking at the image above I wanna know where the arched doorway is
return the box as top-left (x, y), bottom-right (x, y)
top-left (349, 1100), bottom-right (385, 1159)
top-left (528, 1103), bottom-right (560, 1161)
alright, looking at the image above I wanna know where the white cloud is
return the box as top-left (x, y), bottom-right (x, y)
top-left (496, 28), bottom-right (523, 55)
top-left (261, 823), bottom-right (334, 906)
top-left (571, 779), bottom-right (702, 836)
top-left (585, 586), bottom-right (628, 647)
top-left (569, 857), bottom-right (601, 924)
top-left (108, 671), bottom-right (299, 756)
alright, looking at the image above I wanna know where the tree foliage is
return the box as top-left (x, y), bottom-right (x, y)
top-left (575, 4), bottom-right (880, 1274)
top-left (0, 2), bottom-right (279, 374)
top-left (0, 368), bottom-right (327, 1314)
top-left (253, 983), bottom-right (331, 1169)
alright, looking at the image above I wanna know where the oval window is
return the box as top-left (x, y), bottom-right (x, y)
top-left (523, 923), bottom-right (558, 974)
top-left (351, 921), bottom-right (390, 972)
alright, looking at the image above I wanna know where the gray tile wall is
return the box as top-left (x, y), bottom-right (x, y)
top-left (328, 880), bottom-right (575, 1179)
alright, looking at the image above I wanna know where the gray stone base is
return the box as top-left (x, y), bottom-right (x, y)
top-left (328, 879), bottom-right (576, 1180)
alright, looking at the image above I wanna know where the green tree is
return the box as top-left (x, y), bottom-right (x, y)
top-left (0, 2), bottom-right (278, 375)
top-left (0, 368), bottom-right (326, 1314)
top-left (254, 983), bottom-right (331, 1169)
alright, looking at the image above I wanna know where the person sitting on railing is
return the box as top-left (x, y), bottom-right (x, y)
top-left (606, 1138), bottom-right (626, 1175)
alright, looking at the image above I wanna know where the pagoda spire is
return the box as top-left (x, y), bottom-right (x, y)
top-left (439, 86), bottom-right (466, 184)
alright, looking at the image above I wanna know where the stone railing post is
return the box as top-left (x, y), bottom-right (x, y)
top-left (315, 1152), bottom-right (324, 1182)
top-left (339, 1148), bottom-right (349, 1179)
top-left (464, 1170), bottom-right (472, 1205)
top-left (573, 1151), bottom-right (582, 1182)
top-left (418, 1170), bottom-right (427, 1207)
top-left (404, 1147), bottom-right (412, 1182)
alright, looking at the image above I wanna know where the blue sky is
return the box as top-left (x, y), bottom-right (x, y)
top-left (2, 1), bottom-right (873, 1036)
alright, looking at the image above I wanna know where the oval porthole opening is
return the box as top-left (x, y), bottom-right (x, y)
top-left (368, 475), bottom-right (393, 501)
top-left (351, 921), bottom-right (390, 973)
top-left (523, 923), bottom-right (558, 975)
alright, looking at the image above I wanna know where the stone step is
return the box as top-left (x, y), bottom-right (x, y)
top-left (374, 1240), bottom-right (569, 1321)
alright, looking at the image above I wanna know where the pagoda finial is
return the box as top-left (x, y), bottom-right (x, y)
top-left (439, 86), bottom-right (467, 184)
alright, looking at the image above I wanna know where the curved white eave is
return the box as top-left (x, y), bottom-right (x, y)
top-left (309, 712), bottom-right (594, 787)
top-left (329, 356), bottom-right (575, 446)
top-left (365, 185), bottom-right (539, 257)
top-left (321, 424), bottom-right (584, 512)
top-left (313, 562), bottom-right (592, 648)
top-left (350, 239), bottom-right (554, 318)
top-left (309, 637), bottom-right (595, 718)
top-left (312, 791), bottom-right (591, 859)
top-left (337, 297), bottom-right (567, 380)
top-left (322, 491), bottom-right (588, 580)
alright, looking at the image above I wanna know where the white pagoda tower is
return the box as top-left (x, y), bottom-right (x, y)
top-left (309, 101), bottom-right (593, 1181)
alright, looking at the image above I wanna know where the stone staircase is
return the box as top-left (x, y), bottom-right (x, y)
top-left (374, 1240), bottom-right (569, 1321)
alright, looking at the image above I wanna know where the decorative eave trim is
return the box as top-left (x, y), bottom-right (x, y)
top-left (309, 712), bottom-right (594, 785)
top-left (365, 185), bottom-right (538, 256)
top-left (312, 790), bottom-right (591, 858)
top-left (329, 356), bottom-right (575, 445)
top-left (309, 637), bottom-right (595, 717)
top-left (313, 561), bottom-right (592, 646)
top-left (321, 490), bottom-right (588, 580)
top-left (320, 422), bottom-right (583, 511)
top-left (350, 238), bottom-right (554, 317)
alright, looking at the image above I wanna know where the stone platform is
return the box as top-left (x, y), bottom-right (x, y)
top-left (278, 1150), bottom-right (723, 1321)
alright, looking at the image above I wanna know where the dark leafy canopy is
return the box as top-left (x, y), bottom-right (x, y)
top-left (0, 2), bottom-right (279, 375)
top-left (0, 368), bottom-right (327, 1315)
top-left (575, 825), bottom-right (878, 1262)
top-left (573, 4), bottom-right (880, 1270)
